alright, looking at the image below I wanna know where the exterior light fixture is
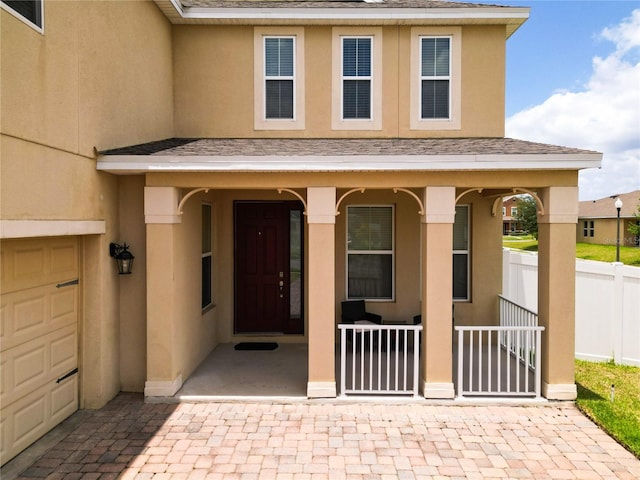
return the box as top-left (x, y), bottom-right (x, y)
top-left (614, 197), bottom-right (623, 262)
top-left (109, 242), bottom-right (135, 274)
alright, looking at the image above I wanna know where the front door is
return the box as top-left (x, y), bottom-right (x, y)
top-left (234, 201), bottom-right (304, 334)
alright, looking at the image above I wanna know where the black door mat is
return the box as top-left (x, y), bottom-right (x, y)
top-left (234, 342), bottom-right (278, 351)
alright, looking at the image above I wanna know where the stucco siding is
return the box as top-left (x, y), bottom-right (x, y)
top-left (172, 24), bottom-right (506, 138)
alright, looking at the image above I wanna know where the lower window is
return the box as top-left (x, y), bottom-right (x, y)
top-left (453, 205), bottom-right (469, 301)
top-left (346, 205), bottom-right (394, 300)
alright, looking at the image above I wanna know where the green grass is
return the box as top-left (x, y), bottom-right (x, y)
top-left (502, 238), bottom-right (640, 266)
top-left (575, 360), bottom-right (640, 458)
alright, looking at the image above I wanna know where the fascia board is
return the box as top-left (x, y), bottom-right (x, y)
top-left (97, 153), bottom-right (602, 174)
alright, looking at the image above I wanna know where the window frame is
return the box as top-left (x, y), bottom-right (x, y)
top-left (254, 27), bottom-right (305, 130)
top-left (419, 36), bottom-right (451, 120)
top-left (1, 0), bottom-right (44, 33)
top-left (346, 204), bottom-right (395, 302)
top-left (332, 27), bottom-right (382, 131)
top-left (583, 220), bottom-right (595, 238)
top-left (264, 36), bottom-right (296, 120)
top-left (202, 203), bottom-right (213, 311)
top-left (453, 204), bottom-right (470, 302)
top-left (341, 36), bottom-right (373, 121)
top-left (410, 27), bottom-right (461, 131)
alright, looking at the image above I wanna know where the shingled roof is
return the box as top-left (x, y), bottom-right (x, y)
top-left (578, 190), bottom-right (640, 219)
top-left (96, 137), bottom-right (602, 174)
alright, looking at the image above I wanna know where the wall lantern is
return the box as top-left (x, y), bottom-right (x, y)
top-left (109, 243), bottom-right (135, 275)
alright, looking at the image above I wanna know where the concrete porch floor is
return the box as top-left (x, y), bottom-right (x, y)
top-left (171, 341), bottom-right (537, 401)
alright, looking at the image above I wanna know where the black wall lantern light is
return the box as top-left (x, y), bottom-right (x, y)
top-left (109, 243), bottom-right (135, 275)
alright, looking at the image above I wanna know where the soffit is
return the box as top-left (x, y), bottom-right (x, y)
top-left (153, 0), bottom-right (529, 37)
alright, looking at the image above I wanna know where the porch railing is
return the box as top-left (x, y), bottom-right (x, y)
top-left (338, 323), bottom-right (422, 397)
top-left (455, 298), bottom-right (544, 398)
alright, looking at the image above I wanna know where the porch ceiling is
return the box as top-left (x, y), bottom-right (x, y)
top-left (96, 137), bottom-right (602, 175)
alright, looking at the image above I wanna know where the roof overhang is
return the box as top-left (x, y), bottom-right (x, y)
top-left (96, 138), bottom-right (602, 175)
top-left (153, 0), bottom-right (530, 38)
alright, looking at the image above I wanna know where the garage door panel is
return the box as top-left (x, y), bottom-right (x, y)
top-left (1, 325), bottom-right (77, 406)
top-left (0, 237), bottom-right (78, 465)
top-left (51, 376), bottom-right (77, 424)
top-left (1, 238), bottom-right (78, 294)
top-left (1, 284), bottom-right (77, 351)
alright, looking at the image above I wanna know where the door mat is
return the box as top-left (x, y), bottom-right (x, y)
top-left (234, 342), bottom-right (278, 351)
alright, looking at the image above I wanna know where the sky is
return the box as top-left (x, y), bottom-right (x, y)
top-left (475, 0), bottom-right (640, 201)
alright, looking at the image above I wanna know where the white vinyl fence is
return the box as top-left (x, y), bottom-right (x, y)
top-left (502, 249), bottom-right (640, 367)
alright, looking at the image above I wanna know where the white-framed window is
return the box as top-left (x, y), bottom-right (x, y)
top-left (511, 206), bottom-right (518, 216)
top-left (502, 206), bottom-right (506, 216)
top-left (265, 37), bottom-right (295, 119)
top-left (332, 27), bottom-right (382, 130)
top-left (254, 27), bottom-right (305, 130)
top-left (346, 205), bottom-right (394, 301)
top-left (1, 0), bottom-right (43, 32)
top-left (342, 37), bottom-right (372, 120)
top-left (583, 220), bottom-right (595, 238)
top-left (453, 205), bottom-right (470, 301)
top-left (202, 203), bottom-right (213, 310)
top-left (420, 36), bottom-right (451, 119)
top-left (410, 27), bottom-right (461, 130)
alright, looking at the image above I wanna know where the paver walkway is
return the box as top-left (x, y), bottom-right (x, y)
top-left (4, 393), bottom-right (639, 479)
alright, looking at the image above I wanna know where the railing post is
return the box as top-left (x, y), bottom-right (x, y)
top-left (339, 325), bottom-right (346, 397)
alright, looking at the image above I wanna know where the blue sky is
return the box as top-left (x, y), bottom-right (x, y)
top-left (475, 0), bottom-right (640, 201)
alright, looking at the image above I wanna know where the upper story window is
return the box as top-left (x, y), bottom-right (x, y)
top-left (254, 27), bottom-right (305, 130)
top-left (410, 27), bottom-right (461, 131)
top-left (342, 37), bottom-right (372, 120)
top-left (332, 27), bottom-right (382, 131)
top-left (420, 37), bottom-right (450, 119)
top-left (511, 206), bottom-right (518, 216)
top-left (1, 0), bottom-right (43, 32)
top-left (265, 37), bottom-right (294, 119)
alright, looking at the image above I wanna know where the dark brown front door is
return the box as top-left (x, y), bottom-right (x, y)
top-left (234, 201), bottom-right (304, 334)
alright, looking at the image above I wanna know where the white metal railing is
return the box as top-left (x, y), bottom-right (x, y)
top-left (455, 324), bottom-right (544, 398)
top-left (338, 323), bottom-right (422, 397)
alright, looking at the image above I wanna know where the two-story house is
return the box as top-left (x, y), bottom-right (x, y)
top-left (1, 0), bottom-right (602, 463)
top-left (502, 195), bottom-right (523, 235)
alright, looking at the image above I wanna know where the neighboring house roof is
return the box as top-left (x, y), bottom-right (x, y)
top-left (578, 190), bottom-right (640, 219)
top-left (97, 137), bottom-right (602, 174)
top-left (154, 0), bottom-right (529, 37)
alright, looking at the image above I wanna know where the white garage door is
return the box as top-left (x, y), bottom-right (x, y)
top-left (1, 237), bottom-right (79, 465)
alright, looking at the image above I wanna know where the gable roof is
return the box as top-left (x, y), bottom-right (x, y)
top-left (97, 137), bottom-right (601, 174)
top-left (578, 190), bottom-right (640, 219)
top-left (153, 0), bottom-right (529, 37)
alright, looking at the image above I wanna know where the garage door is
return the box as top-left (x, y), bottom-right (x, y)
top-left (1, 237), bottom-right (79, 465)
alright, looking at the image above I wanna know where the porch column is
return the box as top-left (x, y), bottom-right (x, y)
top-left (306, 187), bottom-right (337, 398)
top-left (143, 187), bottom-right (183, 396)
top-left (537, 186), bottom-right (578, 400)
top-left (421, 186), bottom-right (456, 399)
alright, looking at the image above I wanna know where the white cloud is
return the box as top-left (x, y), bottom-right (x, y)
top-left (506, 9), bottom-right (640, 201)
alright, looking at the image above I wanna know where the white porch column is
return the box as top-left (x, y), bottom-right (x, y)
top-left (537, 186), bottom-right (578, 400)
top-left (306, 187), bottom-right (337, 398)
top-left (421, 186), bottom-right (456, 399)
top-left (143, 187), bottom-right (183, 397)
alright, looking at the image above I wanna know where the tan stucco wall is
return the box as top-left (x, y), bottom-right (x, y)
top-left (1, 0), bottom-right (173, 405)
top-left (173, 24), bottom-right (506, 138)
top-left (577, 218), bottom-right (637, 247)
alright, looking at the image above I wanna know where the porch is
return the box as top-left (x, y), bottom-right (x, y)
top-left (171, 297), bottom-right (543, 401)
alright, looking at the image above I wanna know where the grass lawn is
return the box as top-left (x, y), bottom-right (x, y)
top-left (575, 360), bottom-right (640, 458)
top-left (503, 238), bottom-right (640, 266)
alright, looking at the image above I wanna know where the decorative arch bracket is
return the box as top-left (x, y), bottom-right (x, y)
top-left (277, 188), bottom-right (308, 214)
top-left (335, 188), bottom-right (365, 215)
top-left (393, 188), bottom-right (424, 215)
top-left (455, 188), bottom-right (484, 205)
top-left (490, 188), bottom-right (545, 217)
top-left (178, 187), bottom-right (210, 214)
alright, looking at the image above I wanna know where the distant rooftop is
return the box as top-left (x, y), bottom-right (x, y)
top-left (579, 190), bottom-right (640, 219)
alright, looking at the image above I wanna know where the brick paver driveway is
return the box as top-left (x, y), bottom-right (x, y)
top-left (5, 393), bottom-right (640, 479)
